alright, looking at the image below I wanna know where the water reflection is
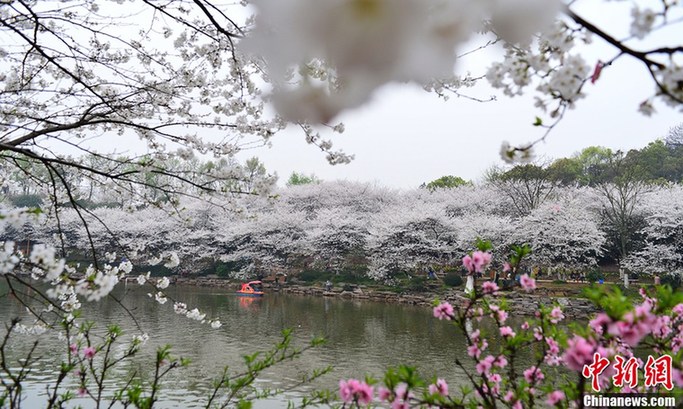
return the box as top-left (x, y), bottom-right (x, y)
top-left (0, 285), bottom-right (535, 408)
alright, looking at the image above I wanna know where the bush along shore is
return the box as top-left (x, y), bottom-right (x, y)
top-left (167, 276), bottom-right (600, 320)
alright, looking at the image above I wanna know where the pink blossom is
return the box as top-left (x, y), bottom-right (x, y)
top-left (672, 303), bottom-right (683, 317)
top-left (545, 337), bottom-right (562, 366)
top-left (433, 302), bottom-right (454, 320)
top-left (550, 307), bottom-right (565, 323)
top-left (83, 346), bottom-right (96, 360)
top-left (482, 281), bottom-right (499, 294)
top-left (607, 314), bottom-right (649, 347)
top-left (472, 252), bottom-right (485, 272)
top-left (428, 378), bottom-right (448, 396)
top-left (512, 400), bottom-right (523, 409)
top-left (589, 313), bottom-right (612, 335)
top-left (391, 401), bottom-right (409, 409)
top-left (520, 274), bottom-right (536, 291)
top-left (503, 262), bottom-right (511, 273)
top-left (494, 355), bottom-right (508, 368)
top-left (467, 344), bottom-right (481, 358)
top-left (652, 315), bottom-right (672, 339)
top-left (471, 329), bottom-right (480, 343)
top-left (546, 337), bottom-right (560, 354)
top-left (496, 309), bottom-right (508, 324)
top-left (481, 252), bottom-right (492, 265)
top-left (673, 369), bottom-right (683, 387)
top-left (378, 387), bottom-right (392, 402)
top-left (69, 344), bottom-right (78, 354)
top-left (77, 388), bottom-right (87, 397)
top-left (391, 383), bottom-right (413, 409)
top-left (521, 321), bottom-right (529, 330)
top-left (533, 327), bottom-right (543, 341)
top-left (339, 380), bottom-right (353, 402)
top-left (634, 302), bottom-right (654, 321)
top-left (462, 255), bottom-right (474, 273)
top-left (672, 333), bottom-right (683, 353)
top-left (547, 390), bottom-right (565, 405)
top-left (476, 355), bottom-right (495, 375)
top-left (563, 335), bottom-right (595, 371)
top-left (545, 354), bottom-right (562, 366)
top-left (500, 326), bottom-right (515, 337)
top-left (523, 366), bottom-right (544, 383)
top-left (503, 390), bottom-right (515, 402)
top-left (339, 379), bottom-right (373, 405)
top-left (590, 60), bottom-right (603, 84)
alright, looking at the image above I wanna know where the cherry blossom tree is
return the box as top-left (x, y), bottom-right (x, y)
top-left (623, 186), bottom-right (683, 279)
top-left (509, 189), bottom-right (606, 277)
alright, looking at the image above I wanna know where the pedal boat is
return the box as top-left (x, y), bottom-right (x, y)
top-left (236, 280), bottom-right (264, 297)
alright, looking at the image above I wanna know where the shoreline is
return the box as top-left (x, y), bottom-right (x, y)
top-left (170, 277), bottom-right (600, 319)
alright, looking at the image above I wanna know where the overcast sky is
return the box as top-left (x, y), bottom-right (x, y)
top-left (240, 2), bottom-right (682, 189)
top-left (247, 58), bottom-right (681, 189)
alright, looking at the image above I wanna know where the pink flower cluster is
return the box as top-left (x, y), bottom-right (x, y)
top-left (433, 302), bottom-right (454, 320)
top-left (70, 343), bottom-right (96, 360)
top-left (590, 300), bottom-right (683, 349)
top-left (482, 281), bottom-right (499, 294)
top-left (339, 379), bottom-right (373, 405)
top-left (563, 335), bottom-right (597, 371)
top-left (520, 274), bottom-right (536, 291)
top-left (378, 383), bottom-right (414, 409)
top-left (462, 251), bottom-right (492, 274)
top-left (428, 378), bottom-right (448, 396)
top-left (467, 329), bottom-right (489, 359)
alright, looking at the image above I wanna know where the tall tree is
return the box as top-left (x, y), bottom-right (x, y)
top-left (596, 153), bottom-right (649, 286)
top-left (488, 164), bottom-right (557, 217)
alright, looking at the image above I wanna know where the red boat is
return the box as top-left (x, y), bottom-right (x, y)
top-left (236, 280), bottom-right (264, 297)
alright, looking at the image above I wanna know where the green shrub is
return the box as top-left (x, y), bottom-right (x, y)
top-left (298, 270), bottom-right (328, 282)
top-left (586, 270), bottom-right (605, 283)
top-left (215, 263), bottom-right (231, 278)
top-left (443, 273), bottom-right (463, 287)
top-left (406, 276), bottom-right (428, 292)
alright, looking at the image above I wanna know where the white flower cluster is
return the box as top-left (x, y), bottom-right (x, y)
top-left (245, 0), bottom-right (483, 122)
top-left (13, 323), bottom-right (48, 336)
top-left (0, 241), bottom-right (19, 275)
top-left (486, 22), bottom-right (591, 113)
top-left (74, 264), bottom-right (122, 302)
top-left (148, 252), bottom-right (180, 269)
top-left (172, 302), bottom-right (222, 328)
top-left (29, 244), bottom-right (66, 281)
top-left (0, 207), bottom-right (43, 231)
top-left (656, 65), bottom-right (683, 110)
top-left (129, 333), bottom-right (150, 353)
top-left (46, 285), bottom-right (82, 312)
top-left (630, 6), bottom-right (657, 39)
top-left (499, 141), bottom-right (535, 164)
top-left (149, 291), bottom-right (168, 304)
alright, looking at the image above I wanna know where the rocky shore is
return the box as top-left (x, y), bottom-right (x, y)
top-left (171, 276), bottom-right (600, 320)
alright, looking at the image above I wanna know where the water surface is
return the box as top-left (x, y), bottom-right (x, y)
top-left (1, 284), bottom-right (529, 407)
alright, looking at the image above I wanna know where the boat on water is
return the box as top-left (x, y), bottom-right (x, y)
top-left (236, 280), bottom-right (264, 297)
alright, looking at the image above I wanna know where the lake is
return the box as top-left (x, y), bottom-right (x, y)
top-left (1, 283), bottom-right (531, 408)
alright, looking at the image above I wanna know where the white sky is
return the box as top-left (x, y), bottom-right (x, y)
top-left (241, 2), bottom-right (683, 189)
